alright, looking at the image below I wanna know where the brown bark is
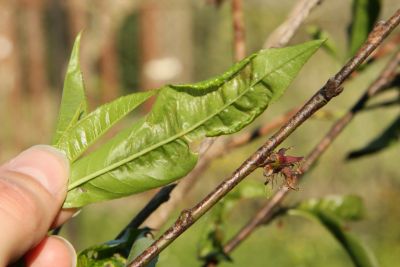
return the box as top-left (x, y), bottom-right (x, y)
top-left (0, 1), bottom-right (23, 150)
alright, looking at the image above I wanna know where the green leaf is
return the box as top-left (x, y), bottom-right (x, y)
top-left (53, 33), bottom-right (88, 145)
top-left (347, 115), bottom-right (400, 159)
top-left (126, 230), bottom-right (158, 267)
top-left (54, 90), bottom-right (156, 162)
top-left (287, 195), bottom-right (377, 267)
top-left (64, 40), bottom-right (323, 208)
top-left (348, 0), bottom-right (381, 57)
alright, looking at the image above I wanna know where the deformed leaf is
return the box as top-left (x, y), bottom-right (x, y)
top-left (53, 33), bottom-right (88, 145)
top-left (287, 196), bottom-right (378, 267)
top-left (347, 115), bottom-right (400, 159)
top-left (54, 90), bottom-right (156, 162)
top-left (64, 40), bottom-right (323, 208)
top-left (348, 0), bottom-right (381, 57)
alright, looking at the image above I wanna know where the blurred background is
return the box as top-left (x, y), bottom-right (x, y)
top-left (0, 0), bottom-right (399, 266)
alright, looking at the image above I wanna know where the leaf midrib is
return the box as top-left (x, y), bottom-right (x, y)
top-left (54, 101), bottom-right (86, 146)
top-left (68, 48), bottom-right (312, 191)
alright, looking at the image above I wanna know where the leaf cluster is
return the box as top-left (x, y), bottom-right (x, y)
top-left (53, 35), bottom-right (323, 208)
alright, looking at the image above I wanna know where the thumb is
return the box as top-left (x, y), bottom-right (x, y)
top-left (0, 145), bottom-right (69, 265)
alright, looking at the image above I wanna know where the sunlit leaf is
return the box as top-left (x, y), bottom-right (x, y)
top-left (347, 115), bottom-right (400, 159)
top-left (54, 90), bottom-right (156, 162)
top-left (64, 40), bottom-right (323, 208)
top-left (348, 0), bottom-right (381, 57)
top-left (52, 33), bottom-right (88, 145)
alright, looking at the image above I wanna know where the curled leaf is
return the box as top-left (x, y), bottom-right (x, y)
top-left (64, 40), bottom-right (323, 208)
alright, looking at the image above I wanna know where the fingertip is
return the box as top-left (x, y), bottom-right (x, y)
top-left (0, 146), bottom-right (71, 265)
top-left (25, 236), bottom-right (76, 267)
top-left (3, 145), bottom-right (70, 198)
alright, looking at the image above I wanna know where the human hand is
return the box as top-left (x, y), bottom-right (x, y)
top-left (0, 145), bottom-right (76, 267)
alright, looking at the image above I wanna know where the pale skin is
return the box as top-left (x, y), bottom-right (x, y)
top-left (0, 145), bottom-right (76, 267)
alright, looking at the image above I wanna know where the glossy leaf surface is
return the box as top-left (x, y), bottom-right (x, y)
top-left (55, 90), bottom-right (156, 161)
top-left (53, 33), bottom-right (88, 145)
top-left (64, 40), bottom-right (323, 208)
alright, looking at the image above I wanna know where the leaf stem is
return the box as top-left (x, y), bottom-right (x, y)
top-left (128, 9), bottom-right (400, 267)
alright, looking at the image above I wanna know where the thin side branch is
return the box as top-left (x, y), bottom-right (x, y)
top-left (221, 49), bottom-right (400, 259)
top-left (129, 9), bottom-right (400, 267)
top-left (232, 0), bottom-right (246, 61)
top-left (263, 0), bottom-right (323, 48)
